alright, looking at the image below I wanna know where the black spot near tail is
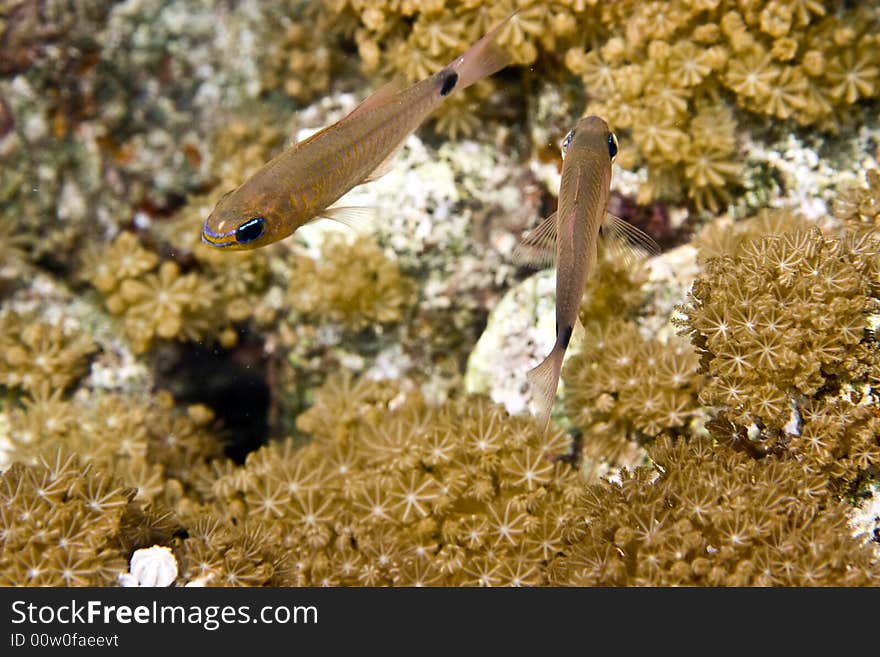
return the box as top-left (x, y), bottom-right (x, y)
top-left (439, 71), bottom-right (458, 96)
top-left (560, 325), bottom-right (573, 350)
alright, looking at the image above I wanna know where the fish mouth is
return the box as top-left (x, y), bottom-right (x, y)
top-left (201, 223), bottom-right (237, 248)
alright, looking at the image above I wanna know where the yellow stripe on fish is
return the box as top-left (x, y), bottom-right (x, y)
top-left (201, 14), bottom-right (516, 251)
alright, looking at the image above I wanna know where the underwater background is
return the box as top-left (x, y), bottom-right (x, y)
top-left (0, 0), bottom-right (879, 586)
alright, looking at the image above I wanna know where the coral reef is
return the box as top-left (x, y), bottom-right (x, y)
top-left (176, 374), bottom-right (583, 586)
top-left (323, 0), bottom-right (880, 211)
top-left (84, 228), bottom-right (272, 352)
top-left (569, 1), bottom-right (879, 211)
top-left (4, 380), bottom-right (225, 505)
top-left (563, 319), bottom-right (703, 466)
top-left (0, 311), bottom-right (96, 393)
top-left (0, 451), bottom-right (179, 586)
top-left (1, 1), bottom-right (879, 589)
top-left (681, 228), bottom-right (879, 432)
top-left (0, 0), bottom-right (349, 276)
top-left (146, 371), bottom-right (880, 586)
top-left (556, 436), bottom-right (880, 586)
top-left (286, 234), bottom-right (417, 331)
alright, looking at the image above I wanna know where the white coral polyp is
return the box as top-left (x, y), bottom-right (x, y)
top-left (128, 545), bottom-right (178, 587)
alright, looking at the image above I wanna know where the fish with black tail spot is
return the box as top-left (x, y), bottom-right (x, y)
top-left (201, 13), bottom-right (517, 251)
top-left (516, 116), bottom-right (659, 433)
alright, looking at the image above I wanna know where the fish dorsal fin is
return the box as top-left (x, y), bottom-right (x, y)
top-left (513, 211), bottom-right (558, 268)
top-left (295, 79), bottom-right (407, 152)
top-left (600, 211), bottom-right (659, 266)
top-left (352, 79), bottom-right (410, 185)
top-left (346, 77), bottom-right (406, 122)
top-left (318, 206), bottom-right (377, 233)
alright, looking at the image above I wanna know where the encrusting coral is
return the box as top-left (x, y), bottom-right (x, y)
top-left (555, 435), bottom-right (880, 586)
top-left (680, 228), bottom-right (879, 434)
top-left (0, 451), bottom-right (180, 586)
top-left (85, 230), bottom-right (271, 352)
top-left (569, 1), bottom-right (878, 210)
top-left (320, 0), bottom-right (879, 211)
top-left (176, 373), bottom-right (585, 586)
top-left (680, 195), bottom-right (880, 494)
top-left (85, 233), bottom-right (215, 353)
top-left (286, 234), bottom-right (417, 332)
top-left (563, 319), bottom-right (703, 466)
top-left (5, 386), bottom-right (225, 506)
top-left (0, 311), bottom-right (96, 393)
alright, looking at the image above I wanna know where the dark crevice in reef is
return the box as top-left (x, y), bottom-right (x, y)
top-left (153, 332), bottom-right (270, 463)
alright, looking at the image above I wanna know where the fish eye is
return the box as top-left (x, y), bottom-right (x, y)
top-left (561, 130), bottom-right (574, 158)
top-left (235, 217), bottom-right (266, 244)
top-left (607, 133), bottom-right (619, 161)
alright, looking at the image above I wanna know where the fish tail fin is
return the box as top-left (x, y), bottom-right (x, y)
top-left (448, 12), bottom-right (515, 91)
top-left (527, 347), bottom-right (563, 434)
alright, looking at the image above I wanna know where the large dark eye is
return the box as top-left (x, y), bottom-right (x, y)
top-left (235, 217), bottom-right (265, 244)
top-left (607, 133), bottom-right (619, 160)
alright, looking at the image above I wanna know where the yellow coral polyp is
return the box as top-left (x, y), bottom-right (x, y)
top-left (86, 231), bottom-right (158, 293)
top-left (759, 1), bottom-right (793, 39)
top-left (724, 47), bottom-right (779, 99)
top-left (826, 49), bottom-right (879, 104)
top-left (667, 40), bottom-right (712, 87)
top-left (683, 143), bottom-right (740, 189)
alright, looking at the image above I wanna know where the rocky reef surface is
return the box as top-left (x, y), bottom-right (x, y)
top-left (0, 1), bottom-right (878, 586)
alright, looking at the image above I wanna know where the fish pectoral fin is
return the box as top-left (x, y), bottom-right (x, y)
top-left (318, 206), bottom-right (377, 233)
top-left (513, 211), bottom-right (558, 268)
top-left (600, 212), bottom-right (660, 266)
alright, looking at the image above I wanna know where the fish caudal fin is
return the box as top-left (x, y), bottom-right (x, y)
top-left (447, 13), bottom-right (515, 91)
top-left (526, 348), bottom-right (563, 434)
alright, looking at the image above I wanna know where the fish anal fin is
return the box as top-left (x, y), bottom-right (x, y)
top-left (513, 211), bottom-right (558, 268)
top-left (318, 206), bottom-right (377, 233)
top-left (600, 211), bottom-right (659, 267)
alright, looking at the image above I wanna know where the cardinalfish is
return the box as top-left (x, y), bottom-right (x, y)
top-left (516, 115), bottom-right (658, 432)
top-left (201, 14), bottom-right (516, 250)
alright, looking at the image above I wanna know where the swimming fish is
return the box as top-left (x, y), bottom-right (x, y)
top-left (201, 14), bottom-right (516, 250)
top-left (517, 115), bottom-right (658, 432)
